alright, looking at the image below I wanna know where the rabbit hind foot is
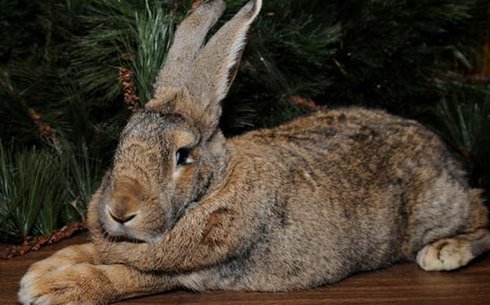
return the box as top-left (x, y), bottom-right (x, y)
top-left (416, 229), bottom-right (490, 271)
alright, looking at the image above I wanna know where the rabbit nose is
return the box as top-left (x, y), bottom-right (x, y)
top-left (108, 208), bottom-right (139, 224)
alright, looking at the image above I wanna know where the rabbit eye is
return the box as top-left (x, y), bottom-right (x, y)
top-left (175, 148), bottom-right (192, 166)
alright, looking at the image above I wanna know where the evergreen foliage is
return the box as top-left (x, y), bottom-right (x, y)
top-left (431, 83), bottom-right (490, 187)
top-left (0, 0), bottom-right (489, 241)
top-left (0, 142), bottom-right (99, 241)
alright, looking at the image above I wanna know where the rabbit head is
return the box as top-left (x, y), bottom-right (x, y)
top-left (90, 0), bottom-right (262, 243)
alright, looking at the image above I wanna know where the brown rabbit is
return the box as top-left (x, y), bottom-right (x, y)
top-left (19, 0), bottom-right (490, 304)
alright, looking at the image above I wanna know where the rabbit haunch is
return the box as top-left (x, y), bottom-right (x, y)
top-left (19, 0), bottom-right (490, 304)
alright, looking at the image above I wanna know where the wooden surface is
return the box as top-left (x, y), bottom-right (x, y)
top-left (1, 234), bottom-right (490, 305)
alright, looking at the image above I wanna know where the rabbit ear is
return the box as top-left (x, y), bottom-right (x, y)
top-left (189, 0), bottom-right (262, 100)
top-left (149, 0), bottom-right (262, 134)
top-left (154, 0), bottom-right (226, 91)
top-left (185, 0), bottom-right (262, 127)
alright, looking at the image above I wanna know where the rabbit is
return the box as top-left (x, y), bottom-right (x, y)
top-left (19, 0), bottom-right (490, 304)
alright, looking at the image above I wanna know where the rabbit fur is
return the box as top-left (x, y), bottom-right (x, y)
top-left (19, 0), bottom-right (490, 304)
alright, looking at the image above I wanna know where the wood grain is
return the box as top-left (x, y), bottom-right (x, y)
top-left (1, 234), bottom-right (489, 305)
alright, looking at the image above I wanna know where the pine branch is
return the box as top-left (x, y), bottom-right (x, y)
top-left (0, 222), bottom-right (87, 259)
top-left (0, 68), bottom-right (60, 147)
top-left (26, 108), bottom-right (61, 147)
top-left (118, 67), bottom-right (141, 112)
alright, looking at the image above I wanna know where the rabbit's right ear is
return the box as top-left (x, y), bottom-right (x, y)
top-left (154, 0), bottom-right (226, 91)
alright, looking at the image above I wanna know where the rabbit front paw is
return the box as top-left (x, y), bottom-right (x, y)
top-left (18, 263), bottom-right (114, 305)
top-left (20, 256), bottom-right (73, 291)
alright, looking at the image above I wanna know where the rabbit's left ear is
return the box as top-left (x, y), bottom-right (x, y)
top-left (188, 0), bottom-right (262, 106)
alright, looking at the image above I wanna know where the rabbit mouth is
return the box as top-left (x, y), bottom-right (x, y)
top-left (100, 226), bottom-right (145, 244)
